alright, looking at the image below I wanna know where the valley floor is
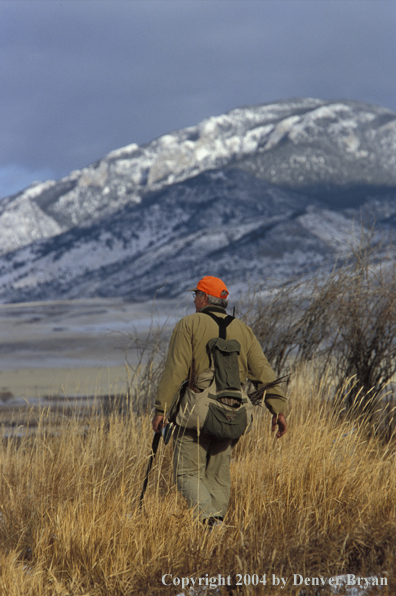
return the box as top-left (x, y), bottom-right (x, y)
top-left (0, 297), bottom-right (184, 428)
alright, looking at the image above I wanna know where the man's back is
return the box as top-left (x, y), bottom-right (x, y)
top-left (155, 305), bottom-right (287, 417)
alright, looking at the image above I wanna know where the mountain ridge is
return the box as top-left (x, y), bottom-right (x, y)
top-left (1, 98), bottom-right (396, 303)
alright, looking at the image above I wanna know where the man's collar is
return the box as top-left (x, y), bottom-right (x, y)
top-left (200, 305), bottom-right (227, 315)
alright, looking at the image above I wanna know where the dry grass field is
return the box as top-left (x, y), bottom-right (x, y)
top-left (0, 367), bottom-right (395, 596)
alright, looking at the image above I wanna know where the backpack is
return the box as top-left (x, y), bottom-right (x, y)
top-left (173, 311), bottom-right (254, 440)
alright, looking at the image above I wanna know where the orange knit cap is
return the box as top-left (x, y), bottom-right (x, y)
top-left (188, 276), bottom-right (229, 299)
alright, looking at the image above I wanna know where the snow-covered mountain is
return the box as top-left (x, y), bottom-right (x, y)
top-left (1, 98), bottom-right (396, 303)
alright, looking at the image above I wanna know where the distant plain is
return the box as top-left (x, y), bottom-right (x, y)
top-left (0, 297), bottom-right (185, 426)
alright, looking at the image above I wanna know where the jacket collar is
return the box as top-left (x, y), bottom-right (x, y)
top-left (200, 305), bottom-right (227, 315)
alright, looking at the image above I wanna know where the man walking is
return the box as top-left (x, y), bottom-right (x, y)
top-left (152, 276), bottom-right (287, 525)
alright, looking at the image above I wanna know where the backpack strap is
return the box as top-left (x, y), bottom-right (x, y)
top-left (202, 310), bottom-right (235, 339)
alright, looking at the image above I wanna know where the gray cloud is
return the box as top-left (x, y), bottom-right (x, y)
top-left (0, 0), bottom-right (396, 198)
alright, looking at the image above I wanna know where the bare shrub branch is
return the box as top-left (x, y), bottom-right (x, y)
top-left (241, 227), bottom-right (396, 421)
top-left (121, 312), bottom-right (169, 416)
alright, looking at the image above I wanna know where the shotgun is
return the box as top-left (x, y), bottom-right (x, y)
top-left (139, 424), bottom-right (174, 508)
top-left (139, 431), bottom-right (161, 509)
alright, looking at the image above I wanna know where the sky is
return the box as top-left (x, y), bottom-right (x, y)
top-left (1, 0), bottom-right (396, 200)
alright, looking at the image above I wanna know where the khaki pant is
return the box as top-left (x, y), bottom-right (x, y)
top-left (173, 425), bottom-right (235, 521)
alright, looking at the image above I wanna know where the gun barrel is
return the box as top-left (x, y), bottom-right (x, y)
top-left (139, 431), bottom-right (161, 508)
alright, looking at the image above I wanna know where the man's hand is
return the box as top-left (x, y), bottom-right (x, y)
top-left (272, 413), bottom-right (287, 438)
top-left (152, 414), bottom-right (166, 433)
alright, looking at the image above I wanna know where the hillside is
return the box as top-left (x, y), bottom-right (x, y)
top-left (1, 98), bottom-right (396, 302)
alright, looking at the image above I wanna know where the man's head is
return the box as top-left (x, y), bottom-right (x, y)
top-left (189, 276), bottom-right (229, 311)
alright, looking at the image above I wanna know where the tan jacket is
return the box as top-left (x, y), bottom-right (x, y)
top-left (155, 306), bottom-right (287, 416)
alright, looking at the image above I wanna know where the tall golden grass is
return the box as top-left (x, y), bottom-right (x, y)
top-left (0, 368), bottom-right (395, 595)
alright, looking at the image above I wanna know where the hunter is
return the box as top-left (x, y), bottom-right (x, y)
top-left (152, 276), bottom-right (287, 526)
